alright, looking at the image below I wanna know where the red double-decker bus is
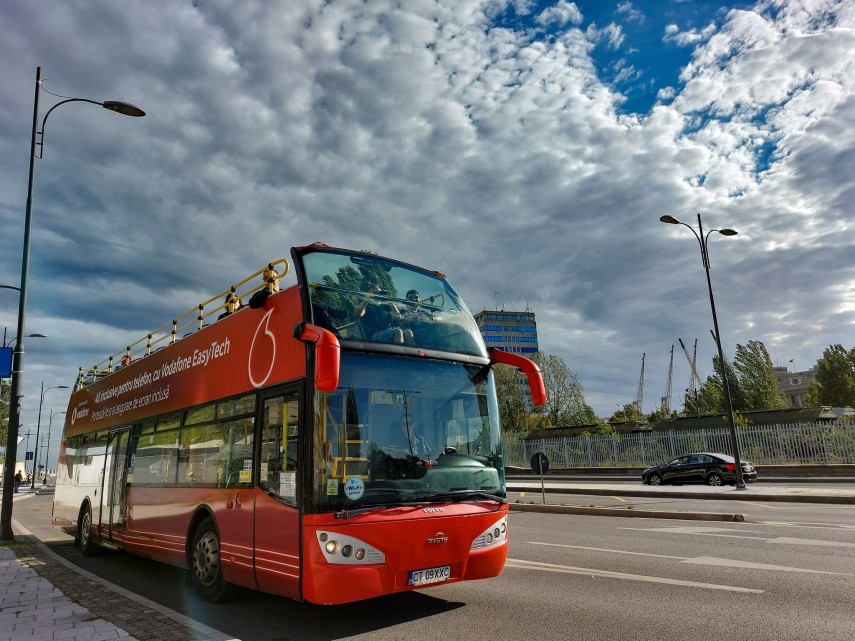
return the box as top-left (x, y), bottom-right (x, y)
top-left (53, 243), bottom-right (545, 604)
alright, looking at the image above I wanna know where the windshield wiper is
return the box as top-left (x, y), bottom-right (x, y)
top-left (410, 490), bottom-right (507, 505)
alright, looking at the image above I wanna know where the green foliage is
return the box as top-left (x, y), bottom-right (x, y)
top-left (609, 403), bottom-right (642, 423)
top-left (530, 352), bottom-right (597, 427)
top-left (683, 380), bottom-right (722, 415)
top-left (814, 344), bottom-right (855, 407)
top-left (732, 340), bottom-right (787, 410)
top-left (685, 340), bottom-right (786, 414)
top-left (493, 364), bottom-right (529, 433)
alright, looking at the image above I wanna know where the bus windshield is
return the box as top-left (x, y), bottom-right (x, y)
top-left (313, 352), bottom-right (504, 514)
top-left (301, 249), bottom-right (486, 358)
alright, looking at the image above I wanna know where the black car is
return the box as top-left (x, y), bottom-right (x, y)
top-left (641, 452), bottom-right (758, 486)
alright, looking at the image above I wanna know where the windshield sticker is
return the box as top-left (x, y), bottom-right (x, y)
top-left (344, 477), bottom-right (365, 500)
top-left (326, 479), bottom-right (339, 496)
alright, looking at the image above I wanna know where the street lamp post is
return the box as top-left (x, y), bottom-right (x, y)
top-left (0, 66), bottom-right (145, 541)
top-left (31, 383), bottom-right (68, 488)
top-left (42, 409), bottom-right (66, 486)
top-left (660, 213), bottom-right (746, 489)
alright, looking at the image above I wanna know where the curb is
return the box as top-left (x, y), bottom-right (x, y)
top-left (507, 484), bottom-right (855, 504)
top-left (509, 502), bottom-right (745, 522)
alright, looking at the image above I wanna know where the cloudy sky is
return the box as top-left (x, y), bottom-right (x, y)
top-left (1, 0), bottom-right (854, 459)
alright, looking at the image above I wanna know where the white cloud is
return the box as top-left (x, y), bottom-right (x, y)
top-left (0, 0), bottom-right (853, 419)
top-left (536, 1), bottom-right (583, 27)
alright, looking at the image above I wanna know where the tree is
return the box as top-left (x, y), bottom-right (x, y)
top-left (610, 403), bottom-right (642, 423)
top-left (492, 364), bottom-right (529, 434)
top-left (813, 344), bottom-right (855, 407)
top-left (531, 352), bottom-right (596, 427)
top-left (732, 340), bottom-right (787, 411)
top-left (684, 379), bottom-right (723, 415)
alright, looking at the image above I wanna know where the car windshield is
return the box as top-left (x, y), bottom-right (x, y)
top-left (310, 352), bottom-right (505, 514)
top-left (300, 249), bottom-right (487, 358)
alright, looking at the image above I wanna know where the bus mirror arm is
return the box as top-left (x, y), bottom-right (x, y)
top-left (293, 322), bottom-right (341, 391)
top-left (488, 348), bottom-right (547, 407)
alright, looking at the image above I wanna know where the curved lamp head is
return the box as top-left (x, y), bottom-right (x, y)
top-left (102, 101), bottom-right (146, 117)
top-left (659, 215), bottom-right (680, 225)
top-left (718, 229), bottom-right (738, 236)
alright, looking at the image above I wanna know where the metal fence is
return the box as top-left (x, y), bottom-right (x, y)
top-left (504, 421), bottom-right (855, 469)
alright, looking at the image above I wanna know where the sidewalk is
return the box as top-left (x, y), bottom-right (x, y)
top-left (0, 491), bottom-right (238, 641)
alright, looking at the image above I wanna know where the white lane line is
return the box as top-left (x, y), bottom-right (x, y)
top-left (527, 541), bottom-right (685, 560)
top-left (736, 500), bottom-right (779, 509)
top-left (758, 521), bottom-right (855, 531)
top-left (505, 558), bottom-right (764, 593)
top-left (618, 525), bottom-right (769, 540)
top-left (768, 536), bottom-right (855, 547)
top-left (684, 556), bottom-right (849, 575)
top-left (526, 542), bottom-right (849, 574)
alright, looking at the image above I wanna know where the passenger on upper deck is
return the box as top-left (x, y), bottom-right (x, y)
top-left (354, 284), bottom-right (413, 345)
top-left (218, 292), bottom-right (245, 320)
top-left (249, 267), bottom-right (281, 309)
top-left (312, 301), bottom-right (348, 337)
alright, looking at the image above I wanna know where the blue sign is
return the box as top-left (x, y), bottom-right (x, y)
top-left (0, 346), bottom-right (12, 378)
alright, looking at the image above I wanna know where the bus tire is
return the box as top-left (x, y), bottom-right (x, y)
top-left (78, 502), bottom-right (100, 557)
top-left (190, 517), bottom-right (230, 603)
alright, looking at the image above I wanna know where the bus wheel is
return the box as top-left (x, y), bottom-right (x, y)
top-left (190, 517), bottom-right (229, 602)
top-left (79, 503), bottom-right (99, 557)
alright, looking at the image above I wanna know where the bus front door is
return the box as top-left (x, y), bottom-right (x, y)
top-left (254, 390), bottom-right (301, 600)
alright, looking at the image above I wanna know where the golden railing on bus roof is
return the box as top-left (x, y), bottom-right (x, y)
top-left (74, 258), bottom-right (289, 390)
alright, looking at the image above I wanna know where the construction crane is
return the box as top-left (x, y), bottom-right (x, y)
top-left (661, 345), bottom-right (674, 415)
top-left (633, 353), bottom-right (645, 415)
top-left (679, 338), bottom-right (703, 415)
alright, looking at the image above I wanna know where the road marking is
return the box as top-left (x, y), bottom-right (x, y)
top-left (617, 525), bottom-right (855, 548)
top-left (610, 496), bottom-right (628, 502)
top-left (619, 525), bottom-right (769, 540)
top-left (525, 542), bottom-right (849, 575)
top-left (736, 500), bottom-right (779, 509)
top-left (757, 520), bottom-right (855, 531)
top-left (684, 556), bottom-right (849, 575)
top-left (768, 536), bottom-right (855, 547)
top-left (505, 558), bottom-right (764, 593)
top-left (527, 542), bottom-right (685, 559)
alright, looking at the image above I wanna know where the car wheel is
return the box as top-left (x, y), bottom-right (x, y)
top-left (190, 517), bottom-right (230, 603)
top-left (706, 473), bottom-right (723, 487)
top-left (648, 473), bottom-right (662, 486)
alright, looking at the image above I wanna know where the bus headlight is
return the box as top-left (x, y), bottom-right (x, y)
top-left (316, 531), bottom-right (385, 565)
top-left (470, 517), bottom-right (507, 550)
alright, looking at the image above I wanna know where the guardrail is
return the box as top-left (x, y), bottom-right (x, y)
top-left (505, 421), bottom-right (855, 469)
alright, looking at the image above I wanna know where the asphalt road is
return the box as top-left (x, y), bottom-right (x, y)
top-left (11, 492), bottom-right (855, 641)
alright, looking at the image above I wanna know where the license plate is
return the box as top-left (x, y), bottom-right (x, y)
top-left (408, 565), bottom-right (451, 586)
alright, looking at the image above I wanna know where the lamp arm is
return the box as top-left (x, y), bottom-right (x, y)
top-left (38, 98), bottom-right (104, 158)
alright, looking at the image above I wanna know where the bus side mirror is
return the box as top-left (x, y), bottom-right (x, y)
top-left (488, 348), bottom-right (547, 407)
top-left (293, 322), bottom-right (340, 392)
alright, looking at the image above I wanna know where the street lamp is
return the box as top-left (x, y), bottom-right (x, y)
top-left (1, 66), bottom-right (145, 541)
top-left (3, 330), bottom-right (47, 348)
top-left (660, 213), bottom-right (746, 489)
top-left (42, 409), bottom-right (66, 485)
top-left (31, 383), bottom-right (68, 488)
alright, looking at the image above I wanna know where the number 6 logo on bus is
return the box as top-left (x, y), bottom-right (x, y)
top-left (248, 308), bottom-right (277, 388)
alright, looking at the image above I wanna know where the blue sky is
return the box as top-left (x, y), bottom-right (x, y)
top-left (1, 1), bottom-right (854, 465)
